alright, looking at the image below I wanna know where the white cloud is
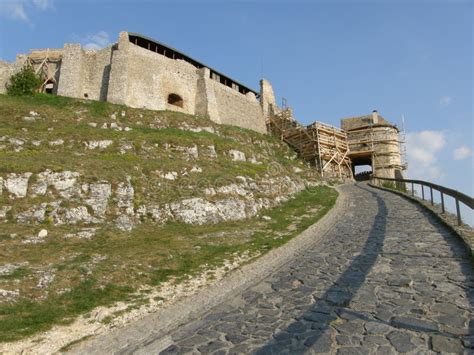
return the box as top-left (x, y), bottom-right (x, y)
top-left (83, 31), bottom-right (111, 50)
top-left (32, 0), bottom-right (53, 10)
top-left (439, 96), bottom-right (452, 107)
top-left (0, 0), bottom-right (29, 22)
top-left (453, 146), bottom-right (472, 160)
top-left (0, 0), bottom-right (53, 23)
top-left (406, 130), bottom-right (446, 180)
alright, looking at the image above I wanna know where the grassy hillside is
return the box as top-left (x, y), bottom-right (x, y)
top-left (0, 94), bottom-right (337, 342)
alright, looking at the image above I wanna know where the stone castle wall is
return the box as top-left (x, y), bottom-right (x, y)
top-left (1, 31), bottom-right (270, 134)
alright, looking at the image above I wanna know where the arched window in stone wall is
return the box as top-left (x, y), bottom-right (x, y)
top-left (167, 93), bottom-right (184, 108)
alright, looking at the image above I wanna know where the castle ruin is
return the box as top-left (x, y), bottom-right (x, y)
top-left (0, 31), bottom-right (406, 180)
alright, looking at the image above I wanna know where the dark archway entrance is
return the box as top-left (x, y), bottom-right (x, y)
top-left (350, 152), bottom-right (373, 181)
top-left (167, 93), bottom-right (183, 108)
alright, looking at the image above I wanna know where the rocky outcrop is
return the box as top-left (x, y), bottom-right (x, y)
top-left (1, 168), bottom-right (313, 231)
top-left (4, 173), bottom-right (32, 198)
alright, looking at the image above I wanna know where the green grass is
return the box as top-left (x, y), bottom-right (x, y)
top-left (0, 93), bottom-right (336, 342)
top-left (0, 187), bottom-right (337, 342)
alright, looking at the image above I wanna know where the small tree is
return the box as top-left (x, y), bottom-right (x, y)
top-left (6, 65), bottom-right (42, 96)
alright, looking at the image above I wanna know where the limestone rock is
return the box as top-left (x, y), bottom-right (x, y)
top-left (85, 182), bottom-right (111, 216)
top-left (207, 145), bottom-right (218, 159)
top-left (49, 139), bottom-right (64, 146)
top-left (54, 206), bottom-right (95, 225)
top-left (0, 206), bottom-right (11, 220)
top-left (4, 172), bottom-right (32, 198)
top-left (84, 140), bottom-right (113, 149)
top-left (38, 229), bottom-right (48, 238)
top-left (0, 289), bottom-right (19, 300)
top-left (33, 170), bottom-right (80, 198)
top-left (36, 270), bottom-right (55, 289)
top-left (64, 228), bottom-right (97, 240)
top-left (116, 179), bottom-right (134, 215)
top-left (116, 214), bottom-right (134, 231)
top-left (171, 198), bottom-right (219, 225)
top-left (229, 150), bottom-right (246, 162)
top-left (0, 262), bottom-right (28, 276)
top-left (170, 197), bottom-right (247, 225)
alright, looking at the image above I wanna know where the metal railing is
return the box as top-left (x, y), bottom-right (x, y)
top-left (371, 176), bottom-right (474, 226)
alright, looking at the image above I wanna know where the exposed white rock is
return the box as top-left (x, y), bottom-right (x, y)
top-left (262, 215), bottom-right (272, 221)
top-left (170, 197), bottom-right (247, 225)
top-left (215, 199), bottom-right (247, 222)
top-left (248, 155), bottom-right (262, 164)
top-left (38, 229), bottom-right (48, 238)
top-left (29, 111), bottom-right (39, 116)
top-left (88, 122), bottom-right (97, 128)
top-left (0, 289), bottom-right (19, 300)
top-left (36, 270), bottom-right (55, 289)
top-left (124, 127), bottom-right (132, 131)
top-left (217, 183), bottom-right (251, 197)
top-left (115, 214), bottom-right (134, 231)
top-left (293, 167), bottom-right (303, 173)
top-left (116, 179), bottom-right (134, 215)
top-left (229, 150), bottom-right (246, 162)
top-left (0, 262), bottom-right (28, 276)
top-left (121, 111), bottom-right (126, 117)
top-left (190, 166), bottom-right (202, 173)
top-left (185, 145), bottom-right (199, 159)
top-left (204, 187), bottom-right (217, 196)
top-left (64, 228), bottom-right (97, 240)
top-left (4, 172), bottom-right (32, 198)
top-left (16, 205), bottom-right (46, 223)
top-left (61, 206), bottom-right (95, 225)
top-left (31, 140), bottom-right (41, 146)
top-left (119, 142), bottom-right (134, 154)
top-left (110, 113), bottom-right (117, 120)
top-left (41, 170), bottom-right (79, 192)
top-left (49, 139), bottom-right (64, 146)
top-left (84, 140), bottom-right (113, 149)
top-left (0, 206), bottom-right (11, 220)
top-left (170, 198), bottom-right (219, 225)
top-left (110, 122), bottom-right (121, 130)
top-left (163, 172), bottom-right (178, 181)
top-left (9, 138), bottom-right (25, 146)
top-left (147, 204), bottom-right (172, 223)
top-left (207, 145), bottom-right (217, 159)
top-left (85, 183), bottom-right (111, 216)
top-left (22, 233), bottom-right (46, 244)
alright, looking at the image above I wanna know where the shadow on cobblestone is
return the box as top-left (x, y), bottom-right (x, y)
top-left (254, 183), bottom-right (474, 354)
top-left (255, 184), bottom-right (388, 354)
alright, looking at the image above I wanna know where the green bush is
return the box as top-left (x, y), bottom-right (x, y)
top-left (6, 66), bottom-right (42, 96)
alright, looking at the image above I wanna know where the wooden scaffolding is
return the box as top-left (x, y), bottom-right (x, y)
top-left (26, 49), bottom-right (63, 94)
top-left (267, 109), bottom-right (352, 179)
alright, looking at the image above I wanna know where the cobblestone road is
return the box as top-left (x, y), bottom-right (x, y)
top-left (134, 184), bottom-right (474, 354)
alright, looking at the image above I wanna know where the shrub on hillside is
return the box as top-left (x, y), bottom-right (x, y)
top-left (6, 66), bottom-right (42, 96)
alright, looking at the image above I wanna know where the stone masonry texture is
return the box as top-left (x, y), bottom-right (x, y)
top-left (107, 183), bottom-right (473, 354)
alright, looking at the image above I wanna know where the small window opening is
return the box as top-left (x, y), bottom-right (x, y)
top-left (84, 93), bottom-right (89, 99)
top-left (44, 80), bottom-right (54, 94)
top-left (168, 93), bottom-right (183, 108)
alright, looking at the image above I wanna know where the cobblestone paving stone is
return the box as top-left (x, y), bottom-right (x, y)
top-left (136, 184), bottom-right (474, 354)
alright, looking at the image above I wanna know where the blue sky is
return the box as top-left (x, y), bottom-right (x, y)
top-left (0, 0), bottom-right (472, 217)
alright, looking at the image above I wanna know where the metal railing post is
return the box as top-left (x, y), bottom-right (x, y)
top-left (421, 184), bottom-right (425, 200)
top-left (430, 187), bottom-right (434, 205)
top-left (455, 198), bottom-right (461, 226)
top-left (441, 192), bottom-right (445, 213)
